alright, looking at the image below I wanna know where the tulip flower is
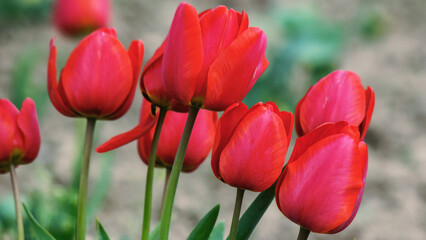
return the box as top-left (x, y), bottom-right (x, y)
top-left (138, 100), bottom-right (217, 172)
top-left (48, 28), bottom-right (144, 120)
top-left (158, 2), bottom-right (268, 111)
top-left (141, 40), bottom-right (188, 112)
top-left (0, 98), bottom-right (40, 240)
top-left (48, 28), bottom-right (144, 240)
top-left (211, 101), bottom-right (293, 240)
top-left (53, 0), bottom-right (111, 37)
top-left (295, 70), bottom-right (375, 139)
top-left (275, 122), bottom-right (368, 235)
top-left (212, 101), bottom-right (293, 192)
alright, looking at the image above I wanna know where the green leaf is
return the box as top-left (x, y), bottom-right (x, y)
top-left (22, 203), bottom-right (56, 240)
top-left (208, 222), bottom-right (225, 240)
top-left (187, 204), bottom-right (220, 240)
top-left (96, 218), bottom-right (111, 240)
top-left (149, 223), bottom-right (160, 240)
top-left (227, 183), bottom-right (276, 240)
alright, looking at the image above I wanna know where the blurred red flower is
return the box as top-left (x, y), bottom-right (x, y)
top-left (0, 98), bottom-right (40, 173)
top-left (211, 102), bottom-right (293, 192)
top-left (137, 100), bottom-right (217, 172)
top-left (53, 0), bottom-right (111, 37)
top-left (48, 28), bottom-right (144, 120)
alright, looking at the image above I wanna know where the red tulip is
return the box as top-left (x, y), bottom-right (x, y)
top-left (295, 70), bottom-right (375, 139)
top-left (0, 98), bottom-right (40, 174)
top-left (137, 100), bottom-right (217, 172)
top-left (275, 122), bottom-right (368, 233)
top-left (53, 0), bottom-right (111, 37)
top-left (140, 39), bottom-right (188, 112)
top-left (211, 102), bottom-right (293, 192)
top-left (48, 28), bottom-right (144, 120)
top-left (159, 2), bottom-right (268, 111)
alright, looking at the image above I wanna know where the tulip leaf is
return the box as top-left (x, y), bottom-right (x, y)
top-left (96, 218), bottom-right (111, 240)
top-left (22, 203), bottom-right (56, 240)
top-left (149, 223), bottom-right (160, 240)
top-left (227, 183), bottom-right (276, 240)
top-left (187, 204), bottom-right (220, 240)
top-left (208, 222), bottom-right (225, 240)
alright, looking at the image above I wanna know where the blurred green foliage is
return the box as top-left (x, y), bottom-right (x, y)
top-left (0, 0), bottom-right (51, 25)
top-left (244, 9), bottom-right (343, 110)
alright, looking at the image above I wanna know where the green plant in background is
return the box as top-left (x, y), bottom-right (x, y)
top-left (0, 0), bottom-right (51, 26)
top-left (244, 8), bottom-right (344, 110)
top-left (0, 121), bottom-right (115, 239)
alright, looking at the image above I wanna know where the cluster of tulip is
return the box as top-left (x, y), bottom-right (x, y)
top-left (0, 1), bottom-right (375, 240)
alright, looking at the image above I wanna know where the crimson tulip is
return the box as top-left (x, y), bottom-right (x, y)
top-left (211, 102), bottom-right (293, 192)
top-left (138, 100), bottom-right (217, 172)
top-left (295, 70), bottom-right (375, 139)
top-left (53, 0), bottom-right (111, 37)
top-left (48, 28), bottom-right (144, 120)
top-left (158, 2), bottom-right (268, 111)
top-left (275, 122), bottom-right (368, 234)
top-left (0, 98), bottom-right (40, 173)
top-left (141, 40), bottom-right (188, 112)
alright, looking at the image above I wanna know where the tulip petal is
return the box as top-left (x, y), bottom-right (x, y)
top-left (108, 40), bottom-right (144, 120)
top-left (17, 98), bottom-right (40, 163)
top-left (162, 2), bottom-right (203, 105)
top-left (360, 87), bottom-right (375, 140)
top-left (96, 100), bottom-right (157, 153)
top-left (218, 106), bottom-right (287, 191)
top-left (280, 111), bottom-right (294, 148)
top-left (60, 29), bottom-right (133, 118)
top-left (204, 27), bottom-right (267, 111)
top-left (0, 99), bottom-right (20, 161)
top-left (328, 141), bottom-right (368, 233)
top-left (47, 37), bottom-right (77, 117)
top-left (299, 70), bottom-right (366, 134)
top-left (276, 134), bottom-right (364, 233)
top-left (156, 110), bottom-right (217, 172)
top-left (211, 102), bottom-right (248, 179)
top-left (236, 11), bottom-right (249, 36)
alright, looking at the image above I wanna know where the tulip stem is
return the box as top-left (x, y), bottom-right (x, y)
top-left (297, 227), bottom-right (310, 240)
top-left (76, 118), bottom-right (96, 240)
top-left (159, 107), bottom-right (199, 240)
top-left (142, 108), bottom-right (167, 240)
top-left (9, 164), bottom-right (24, 240)
top-left (160, 168), bottom-right (172, 217)
top-left (229, 188), bottom-right (245, 240)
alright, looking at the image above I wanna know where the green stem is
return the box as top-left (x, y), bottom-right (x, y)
top-left (297, 227), bottom-right (310, 240)
top-left (160, 168), bottom-right (172, 217)
top-left (9, 164), bottom-right (24, 240)
top-left (229, 188), bottom-right (245, 240)
top-left (76, 118), bottom-right (96, 240)
top-left (159, 107), bottom-right (199, 240)
top-left (141, 108), bottom-right (167, 240)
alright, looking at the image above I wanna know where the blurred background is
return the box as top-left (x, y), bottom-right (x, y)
top-left (0, 0), bottom-right (425, 239)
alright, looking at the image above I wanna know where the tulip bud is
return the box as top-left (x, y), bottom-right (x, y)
top-left (157, 2), bottom-right (268, 111)
top-left (211, 102), bottom-right (293, 192)
top-left (48, 28), bottom-right (144, 120)
top-left (295, 70), bottom-right (375, 139)
top-left (53, 0), bottom-right (111, 37)
top-left (138, 100), bottom-right (217, 172)
top-left (0, 98), bottom-right (40, 173)
top-left (275, 122), bottom-right (368, 233)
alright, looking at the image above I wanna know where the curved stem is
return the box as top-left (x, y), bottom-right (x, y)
top-left (160, 168), bottom-right (171, 217)
top-left (10, 164), bottom-right (24, 240)
top-left (141, 108), bottom-right (167, 240)
top-left (76, 118), bottom-right (96, 240)
top-left (159, 107), bottom-right (199, 240)
top-left (297, 227), bottom-right (310, 240)
top-left (229, 188), bottom-right (245, 240)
